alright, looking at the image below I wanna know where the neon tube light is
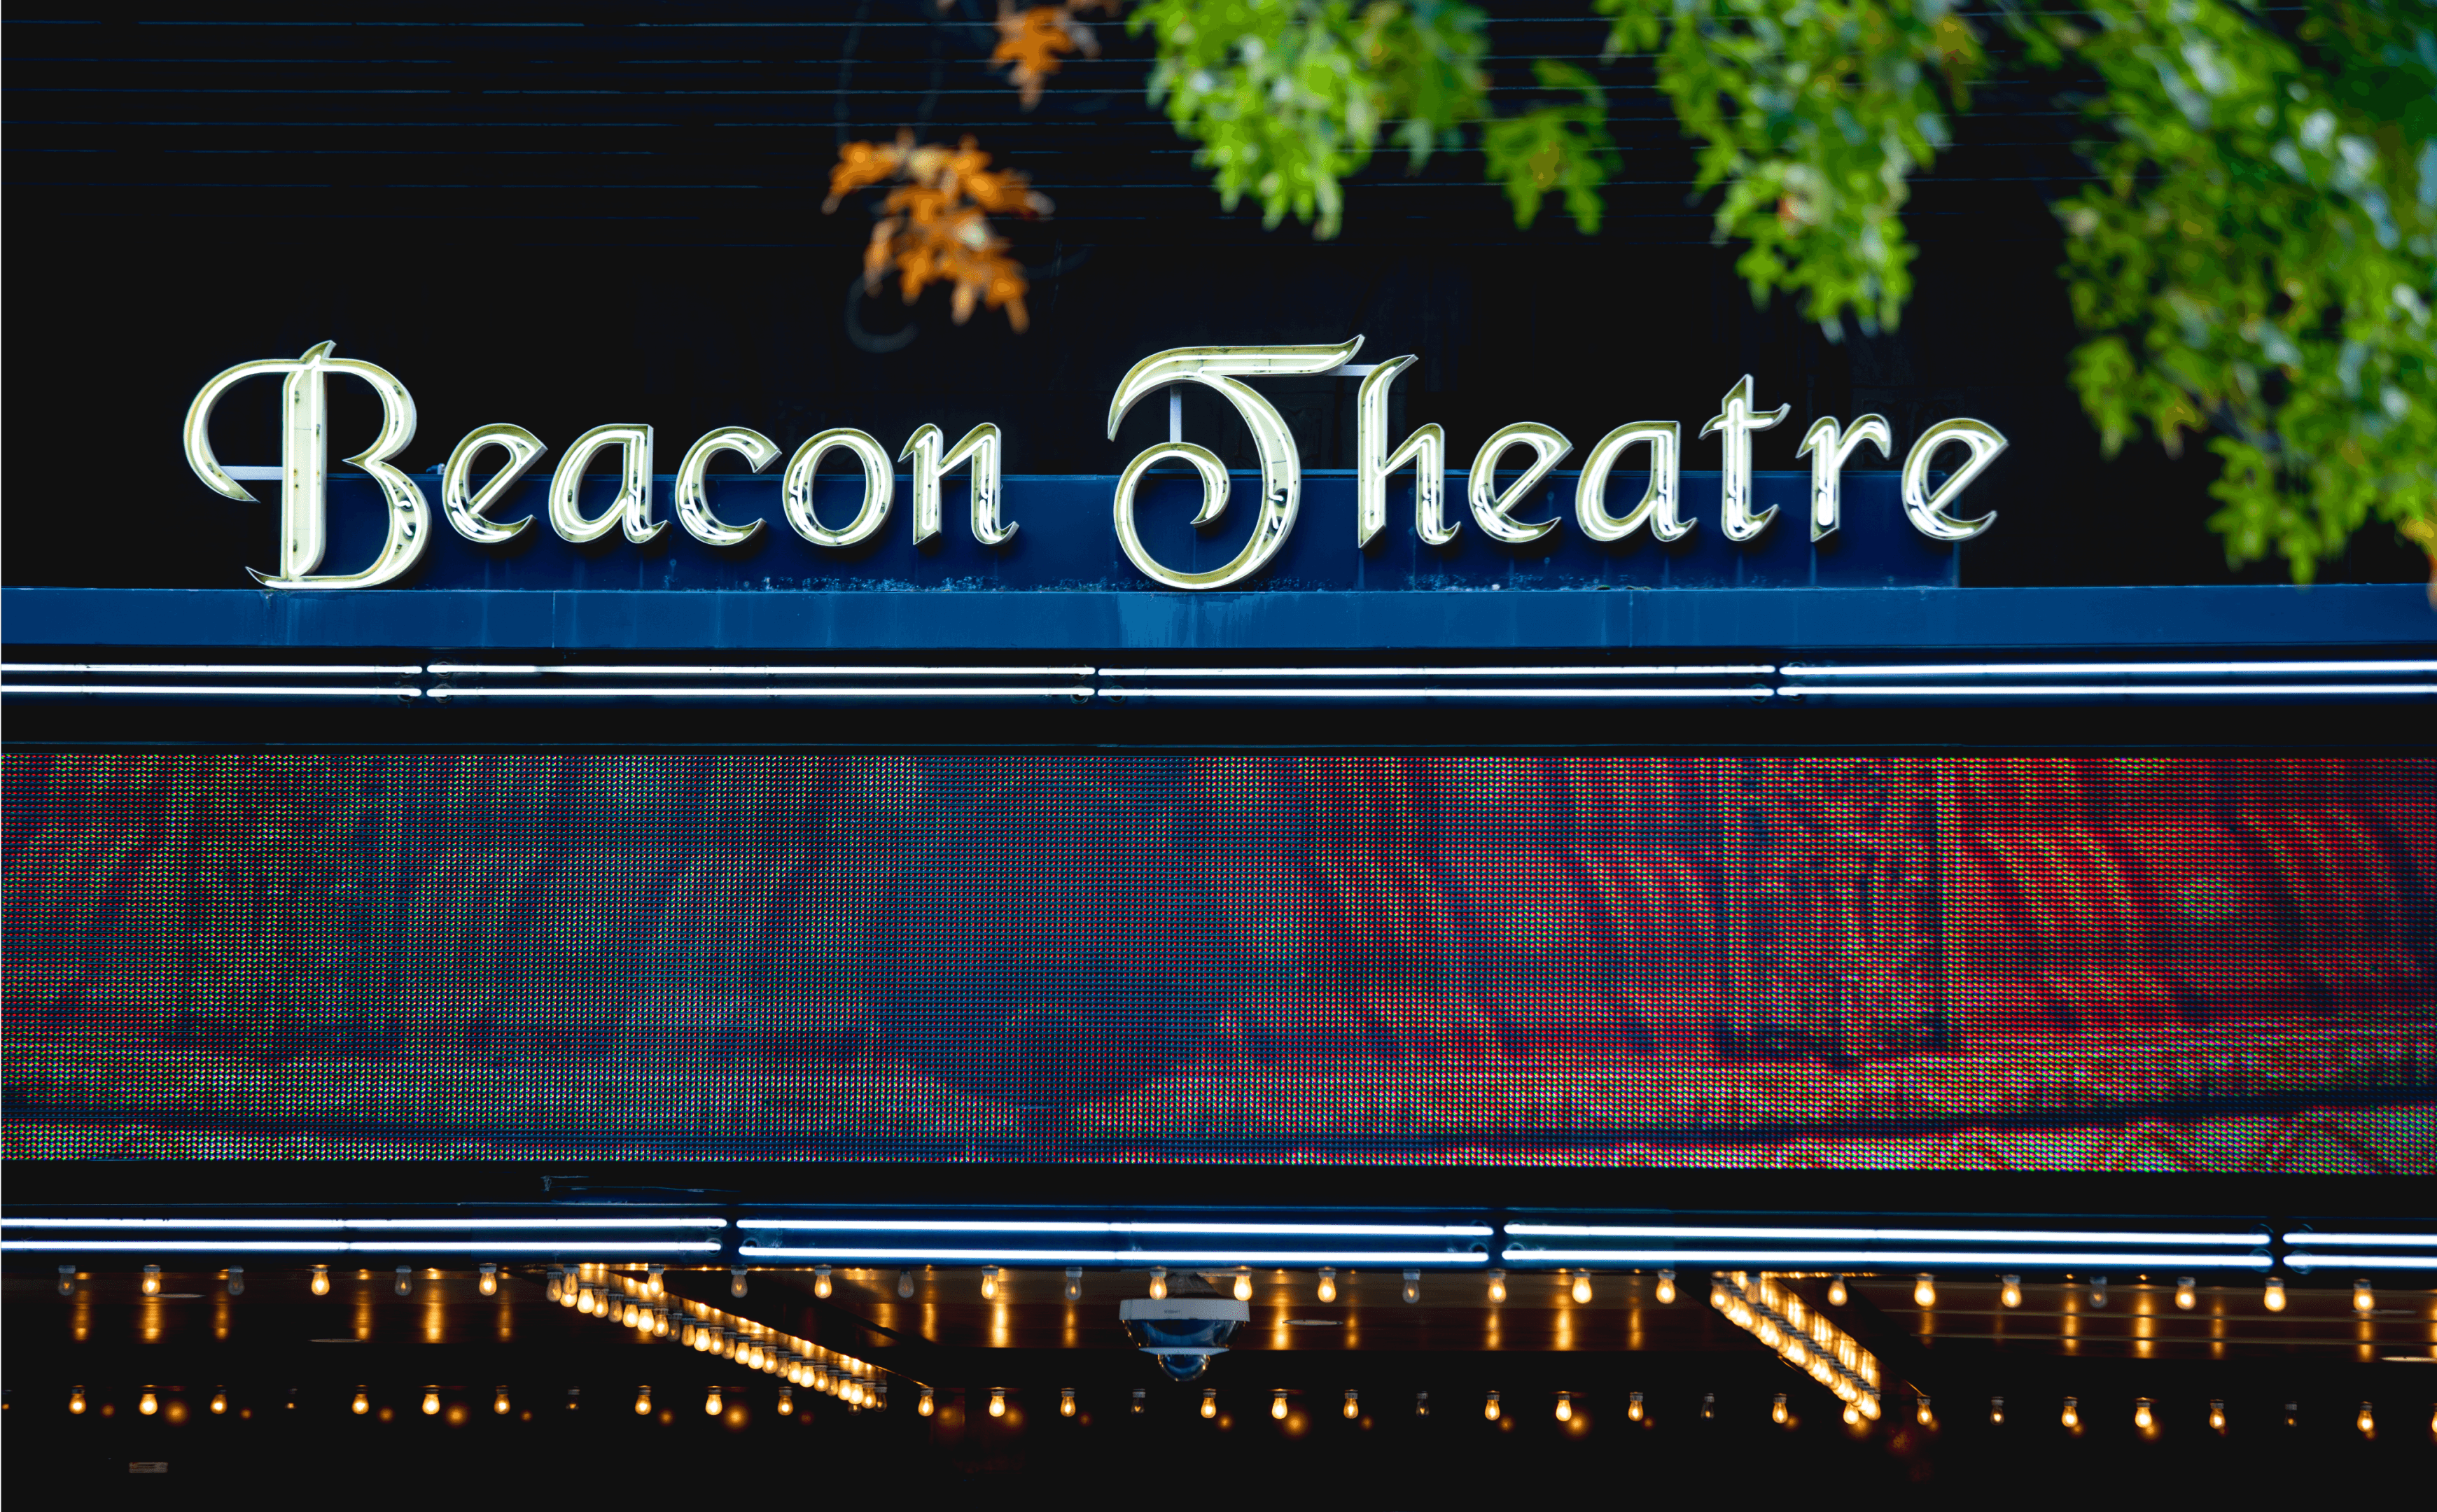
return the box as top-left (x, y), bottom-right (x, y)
top-left (1502, 1225), bottom-right (2265, 1246)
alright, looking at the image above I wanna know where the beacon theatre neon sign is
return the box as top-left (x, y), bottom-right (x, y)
top-left (183, 337), bottom-right (2007, 593)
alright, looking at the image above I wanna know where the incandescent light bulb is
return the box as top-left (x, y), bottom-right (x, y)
top-left (2263, 1276), bottom-right (2286, 1311)
top-left (1318, 1268), bottom-right (1339, 1303)
top-left (1913, 1273), bottom-right (1936, 1308)
top-left (1555, 1393), bottom-right (1572, 1423)
top-left (1199, 1390), bottom-right (1215, 1420)
top-left (1343, 1390), bottom-right (1359, 1420)
top-left (1483, 1391), bottom-right (1500, 1422)
top-left (1272, 1390), bottom-right (1289, 1421)
top-left (1234, 1268), bottom-right (1252, 1303)
top-left (1655, 1268), bottom-right (1676, 1305)
top-left (2000, 1274), bottom-right (2022, 1309)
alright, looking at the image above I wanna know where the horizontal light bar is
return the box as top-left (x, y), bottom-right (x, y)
top-left (1502, 1249), bottom-right (2272, 1269)
top-left (4, 1240), bottom-right (724, 1254)
top-left (5, 1216), bottom-right (725, 1231)
top-left (1780, 683), bottom-right (2433, 699)
top-left (428, 664), bottom-right (1094, 678)
top-left (1102, 687), bottom-right (1774, 701)
top-left (1, 685), bottom-right (419, 699)
top-left (1502, 1224), bottom-right (2265, 1246)
top-left (739, 1221), bottom-right (1491, 1238)
top-left (1782, 660), bottom-right (2437, 678)
top-left (1098, 666), bottom-right (1775, 679)
top-left (0, 663), bottom-right (422, 677)
top-left (2285, 1253), bottom-right (2437, 1271)
top-left (426, 685), bottom-right (1090, 701)
top-left (2282, 1233), bottom-right (2437, 1248)
top-left (739, 1247), bottom-right (1487, 1266)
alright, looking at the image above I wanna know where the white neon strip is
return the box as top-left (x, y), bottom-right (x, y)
top-left (1501, 1249), bottom-right (2271, 1268)
top-left (2284, 1254), bottom-right (2437, 1271)
top-left (342, 1218), bottom-right (727, 1230)
top-left (1782, 660), bottom-right (2437, 679)
top-left (4, 1218), bottom-right (346, 1230)
top-left (739, 1247), bottom-right (1487, 1266)
top-left (5, 1216), bottom-right (724, 1231)
top-left (1, 664), bottom-right (424, 678)
top-left (1779, 683), bottom-right (2433, 699)
top-left (1, 685), bottom-right (420, 699)
top-left (1098, 666), bottom-right (1775, 679)
top-left (427, 685), bottom-right (1090, 701)
top-left (1103, 687), bottom-right (1775, 702)
top-left (3, 1240), bottom-right (725, 1254)
top-left (1502, 1224), bottom-right (2265, 1246)
top-left (428, 664), bottom-right (1094, 678)
top-left (739, 1221), bottom-right (1492, 1238)
top-left (2279, 1233), bottom-right (2437, 1248)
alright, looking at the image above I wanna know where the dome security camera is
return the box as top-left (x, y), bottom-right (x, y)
top-left (1118, 1296), bottom-right (1251, 1382)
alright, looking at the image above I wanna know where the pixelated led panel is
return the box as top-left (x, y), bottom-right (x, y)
top-left (2, 754), bottom-right (2431, 1167)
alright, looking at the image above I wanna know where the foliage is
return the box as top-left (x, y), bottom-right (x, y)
top-left (1598, 0), bottom-right (1984, 340)
top-left (993, 4), bottom-right (1106, 108)
top-left (825, 133), bottom-right (1056, 330)
top-left (2036, 0), bottom-right (2437, 584)
top-left (1129, 0), bottom-right (1493, 239)
top-left (1483, 60), bottom-right (1622, 233)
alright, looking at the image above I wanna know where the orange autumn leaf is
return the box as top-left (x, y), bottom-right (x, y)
top-left (825, 131), bottom-right (1053, 336)
top-left (993, 6), bottom-right (1084, 110)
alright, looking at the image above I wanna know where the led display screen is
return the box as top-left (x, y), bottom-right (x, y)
top-left (4, 753), bottom-right (2430, 1169)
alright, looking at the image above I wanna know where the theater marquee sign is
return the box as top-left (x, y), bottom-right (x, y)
top-left (183, 337), bottom-right (2006, 593)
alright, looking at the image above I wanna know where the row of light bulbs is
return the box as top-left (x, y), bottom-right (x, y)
top-left (545, 1264), bottom-right (897, 1410)
top-left (69, 1264), bottom-right (2375, 1315)
top-left (1913, 1272), bottom-right (2347, 1314)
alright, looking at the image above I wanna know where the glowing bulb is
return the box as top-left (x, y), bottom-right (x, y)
top-left (494, 1390), bottom-right (510, 1416)
top-left (576, 1288), bottom-right (594, 1316)
top-left (2353, 1279), bottom-right (2375, 1314)
top-left (918, 1388), bottom-right (935, 1418)
top-left (1061, 1387), bottom-right (1077, 1418)
top-left (1066, 1267), bottom-right (1084, 1302)
top-left (1234, 1268), bottom-right (1253, 1303)
top-left (777, 1388), bottom-right (792, 1415)
top-left (1703, 1393), bottom-right (1716, 1420)
top-left (421, 1390), bottom-right (440, 1417)
top-left (704, 1387), bottom-right (722, 1416)
top-left (352, 1390), bottom-right (370, 1416)
top-left (2175, 1276), bottom-right (2197, 1310)
top-left (69, 1387), bottom-right (87, 1415)
top-left (139, 1390), bottom-right (159, 1416)
top-left (1133, 1390), bottom-right (1146, 1415)
top-left (2061, 1397), bottom-right (2079, 1430)
top-left (1655, 1269), bottom-right (1676, 1305)
top-left (1483, 1391), bottom-right (1500, 1422)
top-left (2263, 1276), bottom-right (2286, 1311)
top-left (1272, 1390), bottom-right (1289, 1421)
top-left (981, 1266), bottom-right (999, 1301)
top-left (2089, 1277), bottom-right (2108, 1309)
top-left (1843, 1402), bottom-right (1860, 1426)
top-left (1628, 1392), bottom-right (1645, 1422)
top-left (2209, 1399), bottom-right (2225, 1432)
top-left (1199, 1390), bottom-right (1215, 1420)
top-left (545, 1269), bottom-right (563, 1303)
top-left (1918, 1395), bottom-right (1934, 1427)
top-left (1570, 1273), bottom-right (1593, 1306)
top-left (1402, 1270), bottom-right (1420, 1305)
top-left (1319, 1268), bottom-right (1339, 1303)
top-left (1710, 1282), bottom-right (1730, 1310)
top-left (1990, 1396), bottom-right (2005, 1426)
top-left (1343, 1390), bottom-right (1360, 1420)
top-left (2000, 1275), bottom-right (2023, 1309)
top-left (2356, 1401), bottom-right (2373, 1436)
top-left (1773, 1394), bottom-right (1789, 1424)
top-left (814, 1265), bottom-right (832, 1299)
top-left (647, 1264), bottom-right (664, 1296)
top-left (654, 1306), bottom-right (669, 1338)
top-left (1554, 1393), bottom-right (1572, 1423)
top-left (2134, 1398), bottom-right (2153, 1429)
top-left (1148, 1268), bottom-right (1168, 1301)
top-left (395, 1266), bottom-right (412, 1298)
top-left (634, 1387), bottom-right (651, 1416)
top-left (211, 1390), bottom-right (228, 1415)
top-left (898, 1269), bottom-right (915, 1298)
top-left (1415, 1392), bottom-right (1429, 1417)
top-left (227, 1266), bottom-right (244, 1298)
top-left (1827, 1275), bottom-right (1848, 1307)
top-left (57, 1266), bottom-right (76, 1297)
top-left (730, 1266), bottom-right (748, 1299)
top-left (992, 1388), bottom-right (1008, 1419)
top-left (1913, 1274), bottom-right (1936, 1308)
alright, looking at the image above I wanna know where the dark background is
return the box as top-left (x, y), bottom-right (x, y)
top-left (6, 1), bottom-right (2425, 592)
